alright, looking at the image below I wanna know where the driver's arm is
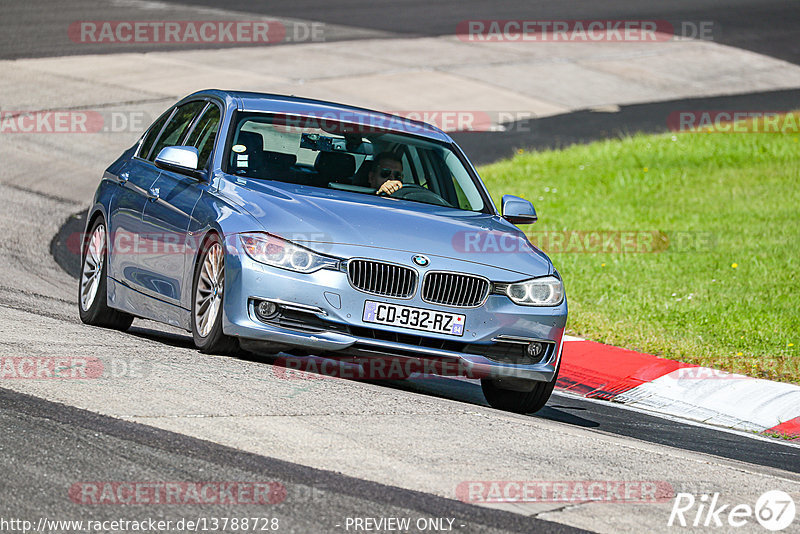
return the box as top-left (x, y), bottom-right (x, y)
top-left (376, 180), bottom-right (403, 195)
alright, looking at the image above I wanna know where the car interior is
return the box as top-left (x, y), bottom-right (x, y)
top-left (225, 114), bottom-right (485, 212)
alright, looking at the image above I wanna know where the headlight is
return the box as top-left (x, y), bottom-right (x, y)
top-left (505, 276), bottom-right (564, 306)
top-left (239, 233), bottom-right (339, 273)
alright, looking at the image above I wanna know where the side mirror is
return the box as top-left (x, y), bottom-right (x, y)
top-left (501, 194), bottom-right (537, 224)
top-left (154, 146), bottom-right (204, 180)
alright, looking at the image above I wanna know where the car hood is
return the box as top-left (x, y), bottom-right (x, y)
top-left (219, 178), bottom-right (552, 277)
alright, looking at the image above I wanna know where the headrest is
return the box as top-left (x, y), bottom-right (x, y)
top-left (237, 131), bottom-right (263, 152)
top-left (264, 150), bottom-right (297, 167)
top-left (314, 151), bottom-right (355, 179)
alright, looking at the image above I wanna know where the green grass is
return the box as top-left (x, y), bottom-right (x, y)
top-left (478, 128), bottom-right (800, 383)
top-left (760, 430), bottom-right (800, 441)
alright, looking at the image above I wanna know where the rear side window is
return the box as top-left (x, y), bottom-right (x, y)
top-left (187, 104), bottom-right (221, 169)
top-left (138, 111), bottom-right (172, 160)
top-left (148, 101), bottom-right (206, 162)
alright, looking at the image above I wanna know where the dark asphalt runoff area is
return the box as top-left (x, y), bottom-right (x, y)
top-left (0, 388), bottom-right (586, 534)
top-left (171, 0), bottom-right (800, 65)
top-left (3, 0), bottom-right (799, 65)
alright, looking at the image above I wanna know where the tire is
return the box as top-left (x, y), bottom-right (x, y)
top-left (78, 218), bottom-right (134, 331)
top-left (481, 364), bottom-right (560, 414)
top-left (191, 233), bottom-right (238, 354)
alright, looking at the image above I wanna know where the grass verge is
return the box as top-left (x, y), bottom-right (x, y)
top-left (478, 126), bottom-right (800, 383)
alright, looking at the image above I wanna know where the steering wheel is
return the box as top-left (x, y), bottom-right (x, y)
top-left (384, 184), bottom-right (451, 207)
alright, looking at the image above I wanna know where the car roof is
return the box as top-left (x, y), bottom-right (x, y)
top-left (184, 89), bottom-right (453, 143)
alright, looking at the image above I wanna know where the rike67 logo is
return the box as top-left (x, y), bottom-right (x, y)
top-left (669, 490), bottom-right (796, 531)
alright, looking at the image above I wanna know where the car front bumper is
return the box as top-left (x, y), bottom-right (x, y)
top-left (221, 241), bottom-right (568, 383)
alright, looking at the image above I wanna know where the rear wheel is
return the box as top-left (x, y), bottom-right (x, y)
top-left (191, 234), bottom-right (238, 354)
top-left (78, 218), bottom-right (134, 330)
top-left (481, 365), bottom-right (559, 414)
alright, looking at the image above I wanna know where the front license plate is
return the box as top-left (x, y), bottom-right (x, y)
top-left (362, 300), bottom-right (465, 336)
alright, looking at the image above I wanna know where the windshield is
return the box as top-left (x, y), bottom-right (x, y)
top-left (223, 112), bottom-right (488, 213)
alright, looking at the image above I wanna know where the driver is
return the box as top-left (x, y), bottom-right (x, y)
top-left (368, 152), bottom-right (404, 195)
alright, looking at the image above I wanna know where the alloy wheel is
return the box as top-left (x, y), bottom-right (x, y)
top-left (80, 224), bottom-right (106, 311)
top-left (194, 243), bottom-right (225, 337)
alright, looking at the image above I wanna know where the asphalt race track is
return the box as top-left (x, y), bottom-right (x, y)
top-left (1, 388), bottom-right (582, 534)
top-left (1, 1), bottom-right (799, 533)
top-left (170, 0), bottom-right (800, 66)
top-left (3, 0), bottom-right (799, 65)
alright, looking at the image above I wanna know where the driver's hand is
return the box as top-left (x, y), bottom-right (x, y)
top-left (377, 180), bottom-right (403, 195)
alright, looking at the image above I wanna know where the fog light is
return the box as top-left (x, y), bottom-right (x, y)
top-left (526, 342), bottom-right (545, 358)
top-left (255, 300), bottom-right (279, 322)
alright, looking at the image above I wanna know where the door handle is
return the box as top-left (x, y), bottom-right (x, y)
top-left (147, 187), bottom-right (160, 201)
top-left (118, 172), bottom-right (129, 184)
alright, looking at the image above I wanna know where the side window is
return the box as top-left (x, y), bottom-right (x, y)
top-left (138, 110), bottom-right (172, 160)
top-left (187, 104), bottom-right (221, 169)
top-left (147, 101), bottom-right (206, 162)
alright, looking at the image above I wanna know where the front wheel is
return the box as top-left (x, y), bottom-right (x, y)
top-left (191, 234), bottom-right (238, 354)
top-left (78, 218), bottom-right (134, 330)
top-left (481, 366), bottom-right (559, 414)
